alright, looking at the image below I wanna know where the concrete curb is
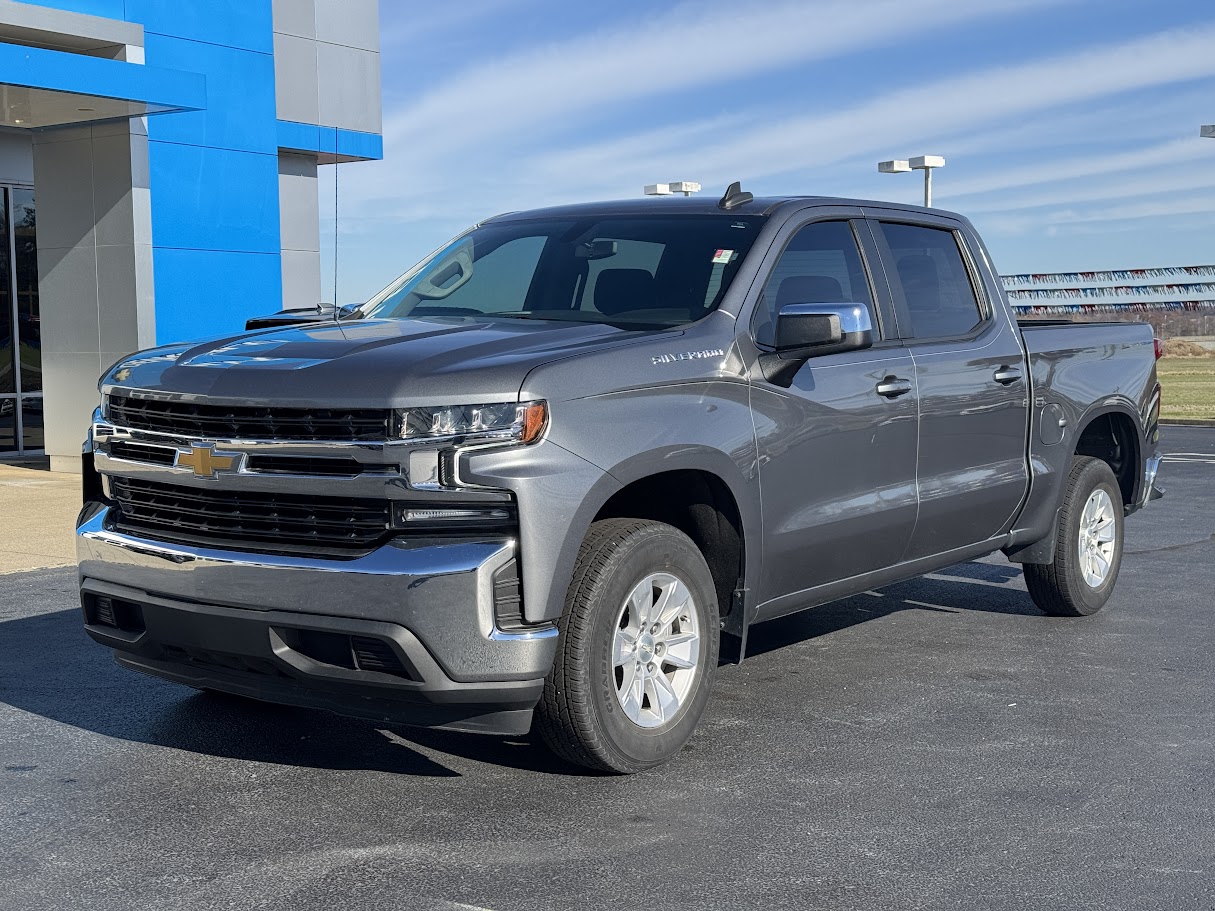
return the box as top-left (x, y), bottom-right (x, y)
top-left (1160, 419), bottom-right (1215, 427)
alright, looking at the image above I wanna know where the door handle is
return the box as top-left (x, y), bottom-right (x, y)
top-left (993, 365), bottom-right (1023, 385)
top-left (875, 377), bottom-right (913, 399)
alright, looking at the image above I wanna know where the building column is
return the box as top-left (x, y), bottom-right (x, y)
top-left (33, 119), bottom-right (155, 472)
top-left (278, 151), bottom-right (322, 307)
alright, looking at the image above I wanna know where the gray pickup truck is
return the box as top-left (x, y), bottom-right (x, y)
top-left (77, 185), bottom-right (1163, 773)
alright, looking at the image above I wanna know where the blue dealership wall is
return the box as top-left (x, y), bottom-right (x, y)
top-left (28, 0), bottom-right (286, 344)
top-left (141, 2), bottom-right (282, 345)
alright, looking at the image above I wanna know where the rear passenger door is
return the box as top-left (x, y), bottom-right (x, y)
top-left (748, 212), bottom-right (919, 610)
top-left (867, 215), bottom-right (1029, 560)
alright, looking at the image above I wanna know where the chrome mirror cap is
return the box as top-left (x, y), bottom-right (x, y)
top-left (774, 302), bottom-right (874, 358)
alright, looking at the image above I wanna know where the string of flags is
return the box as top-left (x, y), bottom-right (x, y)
top-left (1002, 265), bottom-right (1215, 287)
top-left (1011, 299), bottom-right (1215, 314)
top-left (1007, 282), bottom-right (1215, 301)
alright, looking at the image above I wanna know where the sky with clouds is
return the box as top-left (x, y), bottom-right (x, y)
top-left (322, 0), bottom-right (1215, 304)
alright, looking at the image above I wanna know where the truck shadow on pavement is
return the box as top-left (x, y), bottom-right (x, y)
top-left (0, 560), bottom-right (1039, 776)
top-left (744, 560), bottom-right (1039, 658)
top-left (0, 604), bottom-right (597, 777)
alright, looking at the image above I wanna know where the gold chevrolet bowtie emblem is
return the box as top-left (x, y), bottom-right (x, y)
top-left (175, 443), bottom-right (242, 479)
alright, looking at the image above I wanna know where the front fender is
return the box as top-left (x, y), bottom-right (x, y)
top-left (464, 378), bottom-right (763, 625)
top-left (460, 439), bottom-right (621, 625)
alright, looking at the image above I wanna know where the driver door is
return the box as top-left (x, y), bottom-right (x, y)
top-left (747, 212), bottom-right (919, 613)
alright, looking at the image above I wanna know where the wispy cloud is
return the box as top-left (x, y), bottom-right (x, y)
top-left (331, 4), bottom-right (1215, 298)
top-left (361, 0), bottom-right (1066, 190)
top-left (579, 23), bottom-right (1215, 188)
top-left (378, 0), bottom-right (537, 48)
top-left (962, 155), bottom-right (1215, 214)
top-left (352, 19), bottom-right (1215, 218)
top-left (985, 193), bottom-right (1215, 235)
top-left (946, 137), bottom-right (1210, 199)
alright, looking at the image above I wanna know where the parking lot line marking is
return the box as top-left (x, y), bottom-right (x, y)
top-left (923, 572), bottom-right (1020, 589)
top-left (1162, 453), bottom-right (1215, 463)
top-left (904, 599), bottom-right (960, 612)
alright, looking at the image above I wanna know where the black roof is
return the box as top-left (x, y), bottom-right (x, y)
top-left (487, 194), bottom-right (955, 222)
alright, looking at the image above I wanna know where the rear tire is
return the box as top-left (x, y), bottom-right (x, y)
top-left (1024, 456), bottom-right (1124, 617)
top-left (536, 519), bottom-right (719, 773)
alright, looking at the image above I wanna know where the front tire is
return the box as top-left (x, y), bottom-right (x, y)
top-left (1024, 456), bottom-right (1124, 617)
top-left (536, 519), bottom-right (719, 773)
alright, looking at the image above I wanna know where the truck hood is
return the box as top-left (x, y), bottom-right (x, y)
top-left (103, 316), bottom-right (665, 407)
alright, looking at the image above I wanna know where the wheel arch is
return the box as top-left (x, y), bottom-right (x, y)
top-left (1007, 398), bottom-right (1144, 565)
top-left (586, 447), bottom-right (760, 636)
top-left (1072, 401), bottom-right (1143, 508)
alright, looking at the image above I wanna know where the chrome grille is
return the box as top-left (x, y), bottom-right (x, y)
top-left (105, 394), bottom-right (391, 442)
top-left (244, 455), bottom-right (394, 476)
top-left (109, 440), bottom-right (176, 466)
top-left (110, 477), bottom-right (392, 553)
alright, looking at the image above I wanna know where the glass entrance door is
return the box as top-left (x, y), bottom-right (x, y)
top-left (0, 186), bottom-right (40, 455)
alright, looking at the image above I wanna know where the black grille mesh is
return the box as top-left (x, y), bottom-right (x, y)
top-left (110, 477), bottom-right (391, 552)
top-left (106, 395), bottom-right (390, 442)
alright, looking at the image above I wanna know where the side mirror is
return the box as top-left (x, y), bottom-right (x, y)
top-left (774, 303), bottom-right (874, 358)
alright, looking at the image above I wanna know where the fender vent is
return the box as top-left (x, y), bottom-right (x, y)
top-left (492, 559), bottom-right (525, 630)
top-left (282, 628), bottom-right (417, 680)
top-left (351, 636), bottom-right (410, 676)
top-left (83, 594), bottom-right (145, 633)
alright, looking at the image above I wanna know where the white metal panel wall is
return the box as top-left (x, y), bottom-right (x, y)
top-left (272, 0), bottom-right (381, 135)
top-left (0, 132), bottom-right (33, 184)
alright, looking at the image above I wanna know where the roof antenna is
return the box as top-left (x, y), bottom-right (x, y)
top-left (718, 180), bottom-right (753, 210)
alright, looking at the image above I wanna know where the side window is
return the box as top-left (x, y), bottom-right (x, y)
top-left (752, 220), bottom-right (872, 348)
top-left (878, 222), bottom-right (984, 339)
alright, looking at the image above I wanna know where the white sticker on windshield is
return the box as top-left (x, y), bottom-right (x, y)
top-left (712, 249), bottom-right (735, 264)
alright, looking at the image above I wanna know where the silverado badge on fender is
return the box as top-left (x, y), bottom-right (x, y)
top-left (652, 348), bottom-right (726, 365)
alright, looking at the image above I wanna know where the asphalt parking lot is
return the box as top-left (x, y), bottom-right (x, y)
top-left (2, 427), bottom-right (1213, 911)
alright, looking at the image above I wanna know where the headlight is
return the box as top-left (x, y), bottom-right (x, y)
top-left (393, 400), bottom-right (548, 444)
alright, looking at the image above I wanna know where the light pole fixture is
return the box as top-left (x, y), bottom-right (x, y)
top-left (1202, 125), bottom-right (1215, 139)
top-left (878, 154), bottom-right (946, 207)
top-left (644, 181), bottom-right (702, 197)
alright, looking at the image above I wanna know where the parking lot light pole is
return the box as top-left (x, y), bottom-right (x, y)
top-left (879, 155), bottom-right (945, 207)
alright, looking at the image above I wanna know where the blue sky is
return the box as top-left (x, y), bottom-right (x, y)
top-left (322, 0), bottom-right (1215, 304)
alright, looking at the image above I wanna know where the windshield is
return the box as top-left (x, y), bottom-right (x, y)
top-left (362, 214), bottom-right (768, 329)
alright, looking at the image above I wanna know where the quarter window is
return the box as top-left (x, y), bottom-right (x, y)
top-left (753, 220), bottom-right (873, 348)
top-left (878, 222), bottom-right (984, 339)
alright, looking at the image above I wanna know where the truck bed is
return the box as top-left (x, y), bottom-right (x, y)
top-left (1004, 317), bottom-right (1160, 561)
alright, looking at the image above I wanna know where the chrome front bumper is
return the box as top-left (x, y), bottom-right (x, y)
top-left (77, 507), bottom-right (558, 734)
